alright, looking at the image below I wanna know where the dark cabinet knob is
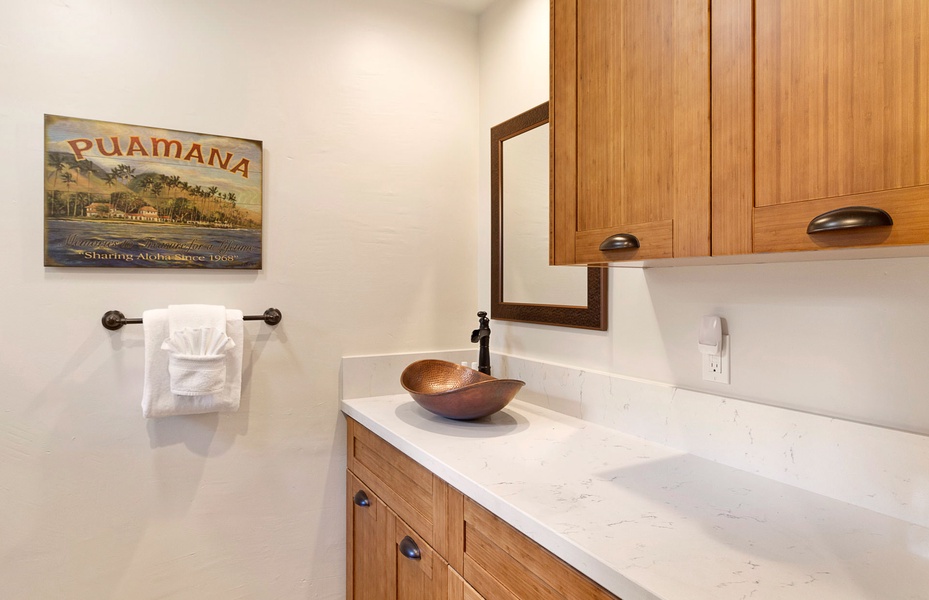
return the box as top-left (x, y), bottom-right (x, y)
top-left (599, 233), bottom-right (640, 251)
top-left (398, 536), bottom-right (421, 560)
top-left (353, 490), bottom-right (370, 507)
top-left (807, 206), bottom-right (893, 234)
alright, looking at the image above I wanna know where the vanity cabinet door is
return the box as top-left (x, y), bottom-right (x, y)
top-left (347, 474), bottom-right (389, 600)
top-left (714, 0), bottom-right (929, 255)
top-left (348, 471), bottom-right (449, 600)
top-left (551, 0), bottom-right (711, 264)
top-left (389, 512), bottom-right (449, 600)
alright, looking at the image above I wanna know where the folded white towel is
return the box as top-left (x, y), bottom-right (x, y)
top-left (167, 352), bottom-right (228, 396)
top-left (168, 304), bottom-right (227, 334)
top-left (162, 327), bottom-right (235, 395)
top-left (142, 306), bottom-right (244, 418)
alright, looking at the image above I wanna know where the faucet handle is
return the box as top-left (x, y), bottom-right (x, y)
top-left (476, 311), bottom-right (490, 330)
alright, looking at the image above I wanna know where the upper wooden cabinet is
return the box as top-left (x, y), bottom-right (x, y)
top-left (715, 0), bottom-right (929, 255)
top-left (555, 0), bottom-right (929, 264)
top-left (551, 0), bottom-right (712, 264)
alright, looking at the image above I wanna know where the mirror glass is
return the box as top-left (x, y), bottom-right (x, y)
top-left (491, 102), bottom-right (607, 330)
top-left (502, 124), bottom-right (587, 305)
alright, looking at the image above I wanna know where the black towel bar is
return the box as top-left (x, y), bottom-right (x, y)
top-left (102, 308), bottom-right (282, 331)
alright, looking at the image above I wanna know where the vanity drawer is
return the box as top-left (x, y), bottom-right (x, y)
top-left (347, 418), bottom-right (449, 555)
top-left (462, 497), bottom-right (619, 600)
top-left (449, 565), bottom-right (485, 600)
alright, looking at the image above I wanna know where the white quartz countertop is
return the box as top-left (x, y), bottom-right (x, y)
top-left (342, 395), bottom-right (929, 600)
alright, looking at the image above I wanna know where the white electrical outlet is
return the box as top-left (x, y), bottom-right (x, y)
top-left (702, 334), bottom-right (730, 384)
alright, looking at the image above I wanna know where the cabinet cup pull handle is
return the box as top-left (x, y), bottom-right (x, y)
top-left (806, 206), bottom-right (893, 234)
top-left (399, 536), bottom-right (421, 560)
top-left (599, 233), bottom-right (640, 251)
top-left (353, 490), bottom-right (370, 507)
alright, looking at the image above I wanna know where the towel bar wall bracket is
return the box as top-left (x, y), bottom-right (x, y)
top-left (102, 308), bottom-right (282, 331)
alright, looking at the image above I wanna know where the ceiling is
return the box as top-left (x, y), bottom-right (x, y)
top-left (416, 0), bottom-right (497, 15)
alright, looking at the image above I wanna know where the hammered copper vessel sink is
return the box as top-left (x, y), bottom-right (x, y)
top-left (400, 359), bottom-right (525, 420)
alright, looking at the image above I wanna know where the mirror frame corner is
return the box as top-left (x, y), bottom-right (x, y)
top-left (490, 101), bottom-right (608, 331)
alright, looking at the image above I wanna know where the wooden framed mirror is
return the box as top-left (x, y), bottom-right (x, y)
top-left (490, 102), bottom-right (607, 330)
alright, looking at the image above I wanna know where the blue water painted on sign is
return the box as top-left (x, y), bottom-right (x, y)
top-left (45, 220), bottom-right (261, 269)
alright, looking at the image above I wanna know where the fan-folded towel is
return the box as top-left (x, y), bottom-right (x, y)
top-left (141, 305), bottom-right (244, 418)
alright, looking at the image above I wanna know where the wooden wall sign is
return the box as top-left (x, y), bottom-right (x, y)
top-left (44, 115), bottom-right (262, 269)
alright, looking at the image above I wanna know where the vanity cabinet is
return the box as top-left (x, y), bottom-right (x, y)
top-left (551, 0), bottom-right (712, 264)
top-left (554, 0), bottom-right (929, 264)
top-left (346, 418), bottom-right (619, 600)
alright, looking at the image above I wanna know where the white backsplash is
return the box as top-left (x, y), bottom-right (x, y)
top-left (341, 349), bottom-right (478, 400)
top-left (342, 350), bottom-right (929, 528)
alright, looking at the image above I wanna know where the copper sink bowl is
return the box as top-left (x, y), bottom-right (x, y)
top-left (400, 359), bottom-right (525, 420)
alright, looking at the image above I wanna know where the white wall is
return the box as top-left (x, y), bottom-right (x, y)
top-left (480, 0), bottom-right (929, 435)
top-left (0, 0), bottom-right (478, 597)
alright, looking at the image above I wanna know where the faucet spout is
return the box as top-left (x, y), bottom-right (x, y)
top-left (471, 311), bottom-right (492, 376)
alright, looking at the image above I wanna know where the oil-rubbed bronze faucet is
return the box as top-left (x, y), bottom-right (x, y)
top-left (470, 311), bottom-right (491, 376)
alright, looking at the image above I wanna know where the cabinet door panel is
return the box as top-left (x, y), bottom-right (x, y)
top-left (348, 473), bottom-right (389, 600)
top-left (390, 512), bottom-right (448, 600)
top-left (553, 0), bottom-right (711, 264)
top-left (755, 0), bottom-right (929, 208)
top-left (715, 0), bottom-right (929, 255)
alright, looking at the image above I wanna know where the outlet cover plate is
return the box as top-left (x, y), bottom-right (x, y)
top-left (702, 334), bottom-right (730, 384)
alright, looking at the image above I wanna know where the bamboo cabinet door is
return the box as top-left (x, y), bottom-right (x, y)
top-left (347, 474), bottom-right (389, 600)
top-left (388, 511), bottom-right (449, 600)
top-left (348, 471), bottom-right (448, 600)
top-left (714, 0), bottom-right (929, 255)
top-left (552, 0), bottom-right (711, 265)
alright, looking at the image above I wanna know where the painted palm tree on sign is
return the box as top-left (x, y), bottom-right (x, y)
top-left (60, 172), bottom-right (77, 215)
top-left (47, 154), bottom-right (69, 188)
top-left (76, 160), bottom-right (95, 188)
top-left (72, 191), bottom-right (91, 217)
top-left (191, 185), bottom-right (204, 217)
top-left (171, 197), bottom-right (190, 222)
top-left (61, 171), bottom-right (76, 190)
top-left (115, 164), bottom-right (136, 187)
top-left (164, 175), bottom-right (181, 196)
top-left (68, 162), bottom-right (82, 195)
top-left (207, 186), bottom-right (219, 220)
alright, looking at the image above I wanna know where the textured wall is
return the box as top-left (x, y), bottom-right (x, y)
top-left (0, 1), bottom-right (478, 597)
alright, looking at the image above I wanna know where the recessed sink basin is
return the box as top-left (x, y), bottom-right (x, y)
top-left (400, 359), bottom-right (525, 420)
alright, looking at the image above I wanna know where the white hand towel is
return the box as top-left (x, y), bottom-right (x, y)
top-left (142, 306), bottom-right (244, 418)
top-left (168, 304), bottom-right (227, 334)
top-left (162, 327), bottom-right (235, 395)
